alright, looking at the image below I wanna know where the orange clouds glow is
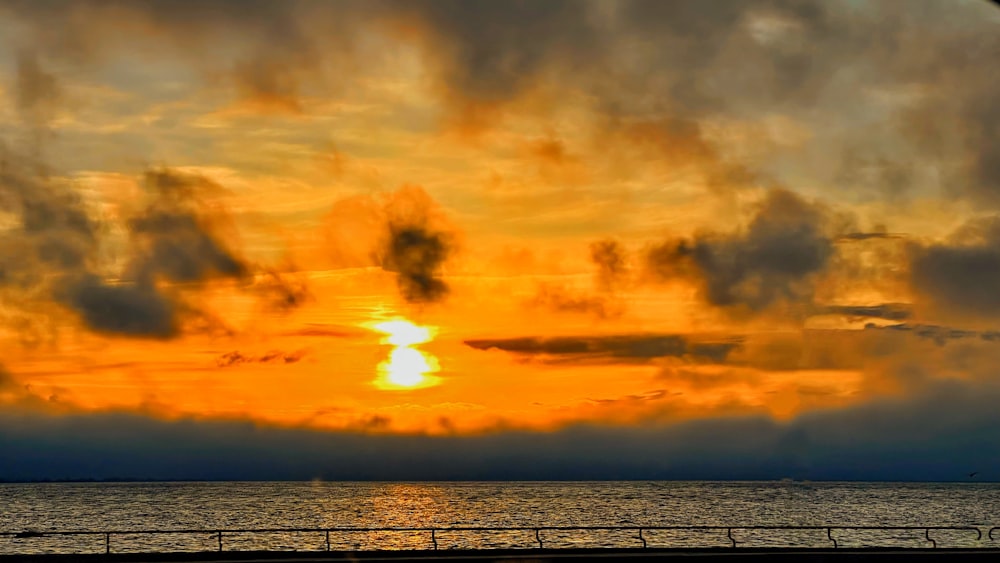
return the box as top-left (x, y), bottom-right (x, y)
top-left (0, 0), bottom-right (998, 447)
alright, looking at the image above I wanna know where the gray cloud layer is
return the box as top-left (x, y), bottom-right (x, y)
top-left (2, 379), bottom-right (998, 481)
top-left (2, 1), bottom-right (995, 200)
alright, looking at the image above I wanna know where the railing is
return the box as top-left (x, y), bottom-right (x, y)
top-left (1, 525), bottom-right (995, 554)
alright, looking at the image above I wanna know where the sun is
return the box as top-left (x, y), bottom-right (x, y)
top-left (369, 319), bottom-right (441, 390)
top-left (372, 320), bottom-right (433, 347)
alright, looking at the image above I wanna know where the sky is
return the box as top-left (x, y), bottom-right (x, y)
top-left (1, 0), bottom-right (999, 481)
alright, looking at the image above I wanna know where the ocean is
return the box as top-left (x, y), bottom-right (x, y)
top-left (2, 481), bottom-right (998, 554)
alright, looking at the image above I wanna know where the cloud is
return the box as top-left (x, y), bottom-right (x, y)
top-left (836, 232), bottom-right (906, 242)
top-left (909, 217), bottom-right (1000, 319)
top-left (0, 152), bottom-right (251, 338)
top-left (528, 239), bottom-right (631, 319)
top-left (647, 189), bottom-right (834, 312)
top-left (390, 0), bottom-right (602, 106)
top-left (822, 303), bottom-right (912, 322)
top-left (14, 51), bottom-right (63, 128)
top-left (465, 334), bottom-right (739, 365)
top-left (128, 169), bottom-right (249, 285)
top-left (0, 0), bottom-right (368, 113)
top-left (382, 224), bottom-right (451, 304)
top-left (863, 322), bottom-right (994, 347)
top-left (252, 269), bottom-right (312, 313)
top-left (590, 239), bottom-right (628, 292)
top-left (322, 185), bottom-right (456, 304)
top-left (2, 378), bottom-right (1000, 481)
top-left (216, 350), bottom-right (306, 368)
top-left (55, 273), bottom-right (181, 339)
top-left (529, 284), bottom-right (624, 320)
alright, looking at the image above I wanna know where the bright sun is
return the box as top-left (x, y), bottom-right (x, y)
top-left (370, 319), bottom-right (440, 389)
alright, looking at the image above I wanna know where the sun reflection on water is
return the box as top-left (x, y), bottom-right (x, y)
top-left (369, 319), bottom-right (441, 390)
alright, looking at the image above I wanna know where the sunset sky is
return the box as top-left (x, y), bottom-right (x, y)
top-left (2, 0), bottom-right (1000, 480)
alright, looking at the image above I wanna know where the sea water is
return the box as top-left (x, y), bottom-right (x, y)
top-left (1, 481), bottom-right (998, 553)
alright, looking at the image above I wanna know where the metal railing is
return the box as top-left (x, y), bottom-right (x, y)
top-left (2, 525), bottom-right (995, 554)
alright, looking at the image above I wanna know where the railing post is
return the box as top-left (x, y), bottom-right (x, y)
top-left (105, 533), bottom-right (110, 555)
top-left (727, 528), bottom-right (736, 548)
top-left (638, 528), bottom-right (646, 549)
top-left (925, 529), bottom-right (936, 549)
top-left (217, 531), bottom-right (223, 552)
top-left (535, 528), bottom-right (543, 549)
top-left (431, 529), bottom-right (437, 550)
top-left (827, 528), bottom-right (837, 549)
top-left (326, 530), bottom-right (330, 552)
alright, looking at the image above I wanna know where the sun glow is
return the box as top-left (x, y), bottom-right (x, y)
top-left (370, 319), bottom-right (441, 390)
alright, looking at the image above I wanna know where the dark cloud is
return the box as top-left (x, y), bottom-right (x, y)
top-left (129, 168), bottom-right (248, 285)
top-left (1, 1), bottom-right (993, 210)
top-left (647, 189), bottom-right (834, 312)
top-left (0, 144), bottom-right (99, 316)
top-left (321, 186), bottom-right (455, 304)
top-left (216, 350), bottom-right (306, 368)
top-left (910, 217), bottom-right (1000, 318)
top-left (465, 334), bottom-right (739, 365)
top-left (836, 232), bottom-right (906, 242)
top-left (55, 274), bottom-right (180, 339)
top-left (0, 0), bottom-right (367, 111)
top-left (3, 379), bottom-right (1000, 481)
top-left (381, 225), bottom-right (451, 304)
top-left (822, 303), bottom-right (912, 322)
top-left (58, 169), bottom-right (249, 337)
top-left (390, 0), bottom-right (601, 106)
top-left (590, 239), bottom-right (628, 292)
top-left (0, 152), bottom-right (252, 338)
top-left (864, 322), bottom-right (989, 347)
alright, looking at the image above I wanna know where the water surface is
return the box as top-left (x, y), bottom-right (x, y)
top-left (2, 481), bottom-right (997, 553)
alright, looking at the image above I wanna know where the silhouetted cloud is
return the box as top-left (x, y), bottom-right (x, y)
top-left (647, 189), bottom-right (834, 312)
top-left (465, 334), bottom-right (739, 365)
top-left (822, 303), bottom-right (912, 321)
top-left (382, 225), bottom-right (450, 304)
top-left (836, 232), bottom-right (906, 242)
top-left (56, 274), bottom-right (180, 339)
top-left (216, 350), bottom-right (306, 368)
top-left (864, 322), bottom-right (989, 346)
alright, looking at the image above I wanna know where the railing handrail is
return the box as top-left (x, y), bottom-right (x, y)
top-left (2, 524), bottom-right (992, 554)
